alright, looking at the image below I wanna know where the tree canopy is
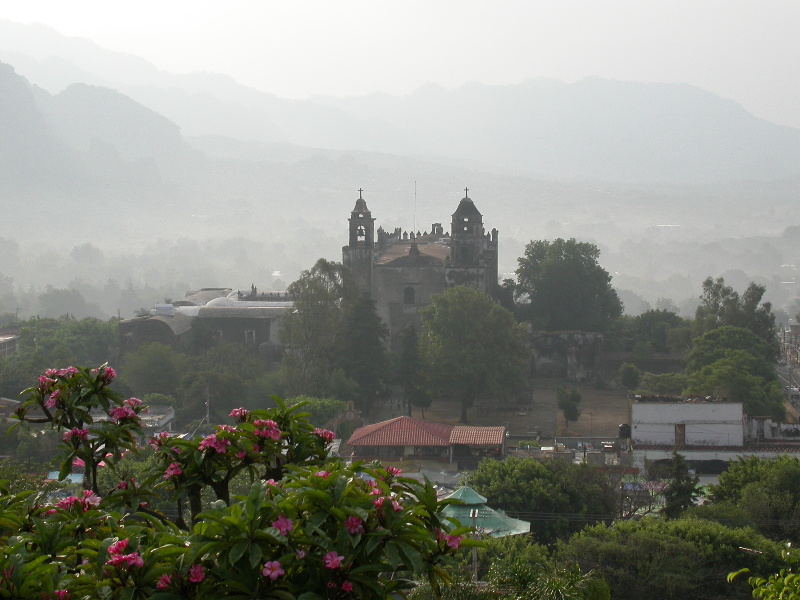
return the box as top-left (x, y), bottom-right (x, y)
top-left (420, 286), bottom-right (528, 422)
top-left (695, 277), bottom-right (779, 359)
top-left (513, 238), bottom-right (622, 331)
top-left (467, 457), bottom-right (617, 543)
top-left (558, 518), bottom-right (784, 600)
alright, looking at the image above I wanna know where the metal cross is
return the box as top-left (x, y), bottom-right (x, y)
top-left (464, 186), bottom-right (469, 197)
top-left (358, 187), bottom-right (364, 199)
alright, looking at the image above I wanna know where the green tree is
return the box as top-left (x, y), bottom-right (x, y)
top-left (280, 259), bottom-right (356, 398)
top-left (695, 277), bottom-right (779, 359)
top-left (513, 238), bottom-right (622, 331)
top-left (338, 294), bottom-right (389, 412)
top-left (121, 342), bottom-right (185, 396)
top-left (708, 456), bottom-right (800, 542)
top-left (285, 395), bottom-right (347, 427)
top-left (637, 371), bottom-right (688, 395)
top-left (421, 286), bottom-right (528, 422)
top-left (684, 351), bottom-right (785, 419)
top-left (618, 363), bottom-right (641, 389)
top-left (395, 325), bottom-right (432, 417)
top-left (558, 518), bottom-right (784, 600)
top-left (662, 452), bottom-right (700, 519)
top-left (467, 457), bottom-right (617, 543)
top-left (557, 386), bottom-right (582, 426)
top-left (687, 326), bottom-right (776, 379)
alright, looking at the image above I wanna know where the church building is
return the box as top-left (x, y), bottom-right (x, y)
top-left (342, 189), bottom-right (499, 349)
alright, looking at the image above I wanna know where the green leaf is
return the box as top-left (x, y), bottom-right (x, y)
top-left (229, 540), bottom-right (249, 565)
top-left (248, 543), bottom-right (263, 569)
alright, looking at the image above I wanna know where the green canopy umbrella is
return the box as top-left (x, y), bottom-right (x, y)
top-left (442, 486), bottom-right (530, 537)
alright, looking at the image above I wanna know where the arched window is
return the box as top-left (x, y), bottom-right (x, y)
top-left (403, 286), bottom-right (415, 305)
top-left (356, 225), bottom-right (366, 240)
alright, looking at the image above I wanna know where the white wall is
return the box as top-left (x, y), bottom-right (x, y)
top-left (631, 402), bottom-right (743, 447)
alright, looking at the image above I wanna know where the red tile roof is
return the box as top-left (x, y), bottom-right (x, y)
top-left (347, 417), bottom-right (506, 448)
top-left (449, 426), bottom-right (506, 446)
top-left (348, 416), bottom-right (453, 447)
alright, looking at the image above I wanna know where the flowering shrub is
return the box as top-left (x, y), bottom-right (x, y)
top-left (0, 366), bottom-right (470, 599)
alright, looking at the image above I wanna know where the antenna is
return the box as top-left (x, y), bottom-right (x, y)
top-left (413, 180), bottom-right (418, 234)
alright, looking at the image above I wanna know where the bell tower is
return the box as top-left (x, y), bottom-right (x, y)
top-left (343, 188), bottom-right (375, 294)
top-left (450, 188), bottom-right (484, 267)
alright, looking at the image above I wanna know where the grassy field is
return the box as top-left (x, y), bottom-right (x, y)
top-left (379, 379), bottom-right (631, 438)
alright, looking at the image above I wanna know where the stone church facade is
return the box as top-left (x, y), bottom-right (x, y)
top-left (342, 190), bottom-right (499, 349)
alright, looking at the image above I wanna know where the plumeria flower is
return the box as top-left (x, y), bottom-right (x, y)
top-left (198, 434), bottom-right (230, 454)
top-left (187, 564), bottom-right (205, 583)
top-left (323, 551), bottom-right (344, 570)
top-left (272, 515), bottom-right (293, 536)
top-left (261, 560), bottom-right (285, 581)
top-left (156, 574), bottom-right (173, 590)
top-left (313, 428), bottom-right (336, 443)
top-left (163, 462), bottom-right (183, 479)
top-left (344, 516), bottom-right (364, 535)
top-left (341, 581), bottom-right (354, 593)
top-left (229, 407), bottom-right (249, 420)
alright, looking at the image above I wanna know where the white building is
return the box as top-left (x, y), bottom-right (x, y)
top-left (630, 397), bottom-right (800, 471)
top-left (631, 400), bottom-right (744, 448)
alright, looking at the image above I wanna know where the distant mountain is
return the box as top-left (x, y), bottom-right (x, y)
top-left (3, 19), bottom-right (799, 183)
top-left (314, 78), bottom-right (800, 183)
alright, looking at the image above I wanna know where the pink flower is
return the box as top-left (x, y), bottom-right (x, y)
top-left (198, 434), bottom-right (230, 454)
top-left (386, 466), bottom-right (402, 476)
top-left (446, 535), bottom-right (462, 549)
top-left (107, 539), bottom-right (129, 556)
top-left (123, 397), bottom-right (143, 408)
top-left (315, 471), bottom-right (330, 479)
top-left (253, 419), bottom-right (281, 441)
top-left (53, 591), bottom-right (70, 600)
top-left (323, 551), bottom-right (344, 570)
top-left (38, 375), bottom-right (56, 393)
top-left (62, 428), bottom-right (89, 443)
top-left (149, 431), bottom-right (170, 450)
top-left (327, 581), bottom-right (338, 590)
top-left (341, 581), bottom-right (354, 593)
top-left (265, 479), bottom-right (278, 487)
top-left (296, 549), bottom-right (306, 559)
top-left (117, 481), bottom-right (128, 490)
top-left (236, 451), bottom-right (247, 460)
top-left (261, 560), bottom-right (285, 581)
top-left (44, 389), bottom-right (61, 409)
top-left (109, 406), bottom-right (138, 422)
top-left (373, 497), bottom-right (386, 508)
top-left (56, 496), bottom-right (80, 510)
top-left (92, 365), bottom-right (116, 385)
top-left (370, 487), bottom-right (382, 496)
top-left (187, 564), bottom-right (205, 583)
top-left (272, 515), bottom-right (293, 536)
top-left (156, 574), bottom-right (173, 590)
top-left (81, 490), bottom-right (101, 510)
top-left (229, 407), bottom-right (249, 420)
top-left (57, 367), bottom-right (78, 379)
top-left (344, 516), bottom-right (364, 535)
top-left (391, 500), bottom-right (403, 512)
top-left (163, 462), bottom-right (183, 479)
top-left (72, 457), bottom-right (85, 468)
top-left (217, 424), bottom-right (235, 433)
top-left (313, 428), bottom-right (336, 443)
top-left (106, 552), bottom-right (143, 568)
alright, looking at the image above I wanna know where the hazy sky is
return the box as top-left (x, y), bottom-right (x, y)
top-left (3, 0), bottom-right (800, 127)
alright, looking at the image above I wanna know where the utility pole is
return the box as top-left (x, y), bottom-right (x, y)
top-left (470, 508), bottom-right (479, 581)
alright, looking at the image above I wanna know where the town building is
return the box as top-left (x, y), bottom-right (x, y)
top-left (342, 189), bottom-right (498, 348)
top-left (346, 415), bottom-right (506, 467)
top-left (629, 396), bottom-right (800, 470)
top-left (119, 288), bottom-right (293, 359)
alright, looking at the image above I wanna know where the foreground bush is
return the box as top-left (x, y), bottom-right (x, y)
top-left (3, 365), bottom-right (467, 599)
